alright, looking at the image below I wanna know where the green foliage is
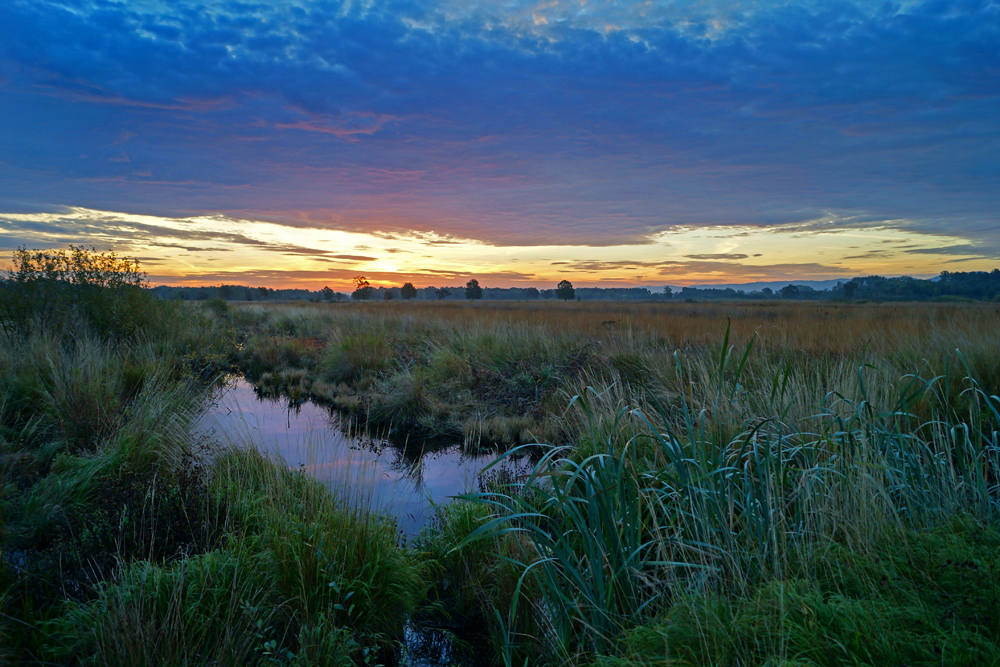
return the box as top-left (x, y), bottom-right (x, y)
top-left (456, 352), bottom-right (1000, 663)
top-left (601, 521), bottom-right (1000, 667)
top-left (557, 279), bottom-right (575, 301)
top-left (416, 500), bottom-right (542, 660)
top-left (0, 246), bottom-right (176, 341)
top-left (839, 269), bottom-right (1000, 302)
top-left (209, 448), bottom-right (425, 657)
top-left (0, 294), bottom-right (419, 665)
top-left (49, 549), bottom-right (277, 667)
top-left (318, 333), bottom-right (392, 384)
top-left (465, 278), bottom-right (483, 300)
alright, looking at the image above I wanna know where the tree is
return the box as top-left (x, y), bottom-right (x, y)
top-left (779, 284), bottom-right (800, 299)
top-left (435, 287), bottom-right (451, 300)
top-left (465, 278), bottom-right (482, 300)
top-left (662, 285), bottom-right (673, 298)
top-left (842, 281), bottom-right (857, 299)
top-left (352, 275), bottom-right (372, 301)
top-left (383, 288), bottom-right (395, 301)
top-left (400, 282), bottom-right (417, 300)
top-left (321, 286), bottom-right (334, 302)
top-left (556, 279), bottom-right (575, 301)
top-left (525, 287), bottom-right (540, 299)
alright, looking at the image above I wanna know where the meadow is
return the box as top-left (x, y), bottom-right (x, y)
top-left (2, 255), bottom-right (1000, 666)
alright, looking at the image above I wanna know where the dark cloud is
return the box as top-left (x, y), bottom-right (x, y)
top-left (146, 265), bottom-right (539, 286)
top-left (329, 254), bottom-right (377, 261)
top-left (0, 0), bottom-right (997, 250)
top-left (684, 253), bottom-right (750, 260)
top-left (560, 255), bottom-right (854, 281)
top-left (653, 261), bottom-right (856, 280)
top-left (0, 210), bottom-right (379, 262)
top-left (903, 244), bottom-right (988, 256)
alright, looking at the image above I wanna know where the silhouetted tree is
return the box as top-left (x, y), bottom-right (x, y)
top-left (400, 282), bottom-right (417, 300)
top-left (842, 281), bottom-right (856, 299)
top-left (525, 287), bottom-right (540, 299)
top-left (465, 278), bottom-right (482, 300)
top-left (779, 284), bottom-right (800, 299)
top-left (321, 286), bottom-right (334, 301)
top-left (435, 287), bottom-right (451, 300)
top-left (352, 276), bottom-right (372, 301)
top-left (383, 288), bottom-right (395, 301)
top-left (556, 279), bottom-right (575, 301)
top-left (662, 285), bottom-right (673, 298)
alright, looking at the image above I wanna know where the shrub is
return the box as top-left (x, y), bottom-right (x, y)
top-left (0, 246), bottom-right (175, 342)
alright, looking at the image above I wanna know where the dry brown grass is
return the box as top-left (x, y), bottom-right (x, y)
top-left (230, 300), bottom-right (1000, 447)
top-left (237, 298), bottom-right (1000, 354)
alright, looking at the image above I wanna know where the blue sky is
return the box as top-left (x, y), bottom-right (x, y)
top-left (1, 0), bottom-right (997, 287)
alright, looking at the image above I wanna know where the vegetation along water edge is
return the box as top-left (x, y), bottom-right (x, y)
top-left (1, 247), bottom-right (999, 665)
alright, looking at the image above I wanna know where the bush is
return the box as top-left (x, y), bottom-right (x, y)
top-left (0, 246), bottom-right (175, 341)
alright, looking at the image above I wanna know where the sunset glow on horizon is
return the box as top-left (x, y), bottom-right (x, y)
top-left (0, 206), bottom-right (994, 291)
top-left (1, 0), bottom-right (997, 287)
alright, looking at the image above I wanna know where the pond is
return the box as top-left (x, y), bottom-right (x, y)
top-left (196, 378), bottom-right (497, 535)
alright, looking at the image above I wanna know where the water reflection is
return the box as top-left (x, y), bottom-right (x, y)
top-left (197, 379), bottom-right (493, 535)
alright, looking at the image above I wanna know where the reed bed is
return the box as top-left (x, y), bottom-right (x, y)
top-left (230, 300), bottom-right (1000, 447)
top-left (0, 302), bottom-right (425, 665)
top-left (3, 293), bottom-right (999, 666)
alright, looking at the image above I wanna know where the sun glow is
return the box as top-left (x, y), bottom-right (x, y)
top-left (0, 207), bottom-right (994, 290)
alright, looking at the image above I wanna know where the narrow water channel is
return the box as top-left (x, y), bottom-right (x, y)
top-left (196, 378), bottom-right (499, 666)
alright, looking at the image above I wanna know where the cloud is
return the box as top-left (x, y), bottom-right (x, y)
top-left (903, 244), bottom-right (989, 256)
top-left (0, 0), bottom-right (997, 253)
top-left (652, 261), bottom-right (856, 281)
top-left (684, 253), bottom-right (749, 260)
top-left (328, 254), bottom-right (377, 261)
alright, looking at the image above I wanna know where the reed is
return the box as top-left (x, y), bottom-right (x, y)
top-left (0, 302), bottom-right (425, 664)
top-left (230, 300), bottom-right (1000, 447)
top-left (5, 283), bottom-right (1000, 665)
top-left (453, 344), bottom-right (1000, 664)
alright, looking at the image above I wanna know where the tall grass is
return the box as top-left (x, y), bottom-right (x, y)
top-left (5, 288), bottom-right (1000, 665)
top-left (229, 301), bottom-right (1000, 447)
top-left (455, 343), bottom-right (1000, 664)
top-left (1, 303), bottom-right (425, 664)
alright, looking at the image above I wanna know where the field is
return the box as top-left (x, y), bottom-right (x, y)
top-left (2, 267), bottom-right (1000, 666)
top-left (233, 299), bottom-right (1000, 446)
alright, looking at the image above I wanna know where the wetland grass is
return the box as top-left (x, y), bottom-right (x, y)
top-left (0, 266), bottom-right (426, 664)
top-left (3, 283), bottom-right (1000, 665)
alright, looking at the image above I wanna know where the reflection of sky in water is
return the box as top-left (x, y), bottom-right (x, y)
top-left (197, 380), bottom-right (491, 535)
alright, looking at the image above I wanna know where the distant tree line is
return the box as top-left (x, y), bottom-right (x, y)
top-left (673, 270), bottom-right (1000, 302)
top-left (834, 270), bottom-right (1000, 302)
top-left (148, 270), bottom-right (1000, 303)
top-left (150, 284), bottom-right (345, 302)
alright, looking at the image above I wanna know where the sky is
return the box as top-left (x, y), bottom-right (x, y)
top-left (0, 0), bottom-right (997, 289)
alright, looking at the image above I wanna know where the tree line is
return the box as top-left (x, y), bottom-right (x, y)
top-left (145, 270), bottom-right (1000, 303)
